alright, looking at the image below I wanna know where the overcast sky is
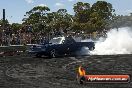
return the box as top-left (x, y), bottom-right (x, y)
top-left (0, 0), bottom-right (132, 23)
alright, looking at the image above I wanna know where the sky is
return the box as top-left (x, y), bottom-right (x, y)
top-left (0, 0), bottom-right (132, 24)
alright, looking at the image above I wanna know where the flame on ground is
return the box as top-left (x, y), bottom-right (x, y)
top-left (78, 66), bottom-right (86, 76)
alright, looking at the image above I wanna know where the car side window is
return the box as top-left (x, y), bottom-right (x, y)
top-left (63, 39), bottom-right (69, 44)
top-left (63, 37), bottom-right (75, 44)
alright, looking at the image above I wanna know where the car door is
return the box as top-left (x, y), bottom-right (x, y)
top-left (61, 37), bottom-right (76, 55)
top-left (58, 39), bottom-right (71, 55)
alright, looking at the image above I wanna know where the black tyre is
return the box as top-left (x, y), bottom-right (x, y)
top-left (49, 49), bottom-right (57, 58)
top-left (89, 47), bottom-right (94, 51)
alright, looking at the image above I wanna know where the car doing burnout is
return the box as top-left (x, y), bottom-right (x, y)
top-left (28, 36), bottom-right (95, 58)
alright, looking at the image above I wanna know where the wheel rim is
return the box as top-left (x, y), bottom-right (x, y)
top-left (90, 47), bottom-right (94, 51)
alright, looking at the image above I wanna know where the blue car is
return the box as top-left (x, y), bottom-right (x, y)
top-left (28, 36), bottom-right (95, 58)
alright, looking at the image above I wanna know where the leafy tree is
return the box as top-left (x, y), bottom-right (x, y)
top-left (48, 9), bottom-right (73, 34)
top-left (73, 2), bottom-right (90, 23)
top-left (73, 2), bottom-right (91, 33)
top-left (23, 6), bottom-right (50, 32)
top-left (90, 1), bottom-right (115, 31)
top-left (0, 19), bottom-right (10, 28)
top-left (0, 19), bottom-right (11, 34)
top-left (110, 14), bottom-right (132, 28)
top-left (11, 23), bottom-right (22, 33)
top-left (91, 1), bottom-right (114, 20)
top-left (73, 1), bottom-right (115, 33)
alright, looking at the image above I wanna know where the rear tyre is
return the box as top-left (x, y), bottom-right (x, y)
top-left (89, 47), bottom-right (94, 51)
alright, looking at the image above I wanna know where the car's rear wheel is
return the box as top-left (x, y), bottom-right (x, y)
top-left (89, 47), bottom-right (95, 51)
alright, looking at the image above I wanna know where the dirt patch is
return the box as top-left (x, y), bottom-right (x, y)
top-left (0, 55), bottom-right (131, 88)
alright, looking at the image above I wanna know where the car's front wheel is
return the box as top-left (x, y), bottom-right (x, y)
top-left (49, 49), bottom-right (57, 58)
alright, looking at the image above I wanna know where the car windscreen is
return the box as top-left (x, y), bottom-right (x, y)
top-left (49, 38), bottom-right (62, 44)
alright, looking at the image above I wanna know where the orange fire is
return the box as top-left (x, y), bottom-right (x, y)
top-left (78, 66), bottom-right (86, 76)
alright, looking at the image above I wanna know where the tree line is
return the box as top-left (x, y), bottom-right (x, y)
top-left (110, 14), bottom-right (132, 28)
top-left (1, 1), bottom-right (115, 34)
top-left (3, 1), bottom-right (131, 45)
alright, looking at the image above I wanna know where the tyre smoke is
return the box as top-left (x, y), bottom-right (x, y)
top-left (90, 27), bottom-right (132, 55)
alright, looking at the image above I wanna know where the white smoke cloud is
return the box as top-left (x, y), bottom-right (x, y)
top-left (90, 27), bottom-right (132, 55)
top-left (68, 0), bottom-right (75, 2)
top-left (25, 0), bottom-right (34, 4)
top-left (38, 4), bottom-right (47, 7)
top-left (55, 3), bottom-right (64, 8)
